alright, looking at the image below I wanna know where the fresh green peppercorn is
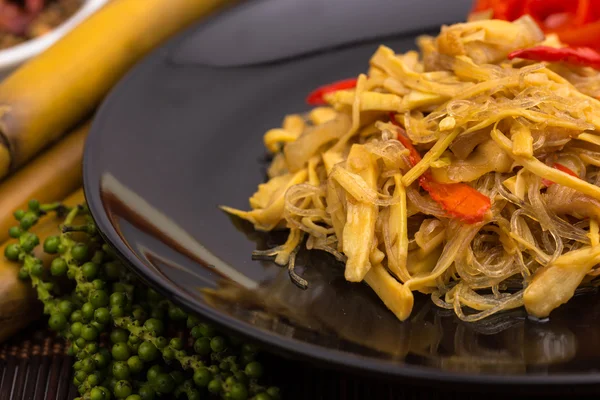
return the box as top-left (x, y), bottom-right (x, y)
top-left (138, 385), bottom-right (155, 400)
top-left (13, 210), bottom-right (25, 221)
top-left (234, 372), bottom-right (248, 385)
top-left (85, 342), bottom-right (98, 354)
top-left (28, 199), bottom-right (40, 212)
top-left (113, 282), bottom-right (131, 293)
top-left (245, 361), bottom-right (264, 379)
top-left (71, 243), bottom-right (89, 262)
top-left (94, 307), bottom-right (110, 324)
top-left (20, 232), bottom-right (40, 251)
top-left (81, 357), bottom-right (95, 373)
top-left (162, 347), bottom-right (175, 361)
top-left (29, 261), bottom-right (44, 277)
top-left (146, 364), bottom-right (162, 381)
top-left (143, 318), bottom-right (164, 336)
top-left (81, 325), bottom-right (98, 341)
top-left (127, 355), bottom-right (144, 374)
top-left (125, 396), bottom-right (141, 400)
top-left (75, 337), bottom-right (86, 349)
top-left (112, 361), bottom-right (131, 380)
top-left (58, 300), bottom-right (74, 315)
top-left (50, 257), bottom-right (68, 276)
top-left (154, 336), bottom-right (168, 349)
top-left (90, 387), bottom-right (107, 400)
top-left (132, 306), bottom-right (147, 322)
top-left (111, 305), bottom-right (125, 318)
top-left (169, 337), bottom-right (183, 350)
top-left (129, 341), bottom-right (140, 353)
top-left (112, 342), bottom-right (130, 361)
top-left (193, 368), bottom-right (212, 387)
top-left (211, 336), bottom-right (227, 353)
top-left (230, 383), bottom-right (249, 400)
top-left (56, 243), bottom-right (67, 254)
top-left (128, 334), bottom-right (141, 344)
top-left (114, 380), bottom-right (133, 399)
top-left (208, 365), bottom-right (220, 375)
top-left (110, 328), bottom-right (128, 343)
top-left (168, 306), bottom-right (186, 321)
top-left (208, 379), bottom-right (222, 394)
top-left (4, 243), bottom-right (20, 261)
top-left (19, 212), bottom-right (38, 230)
top-left (110, 292), bottom-right (126, 307)
top-left (81, 302), bottom-right (95, 320)
top-left (187, 315), bottom-right (200, 328)
top-left (82, 262), bottom-right (99, 280)
top-left (8, 226), bottom-right (22, 239)
top-left (92, 279), bottom-right (106, 290)
top-left (48, 314), bottom-right (67, 331)
top-left (266, 387), bottom-right (281, 400)
top-left (190, 326), bottom-right (203, 339)
top-left (194, 337), bottom-right (211, 356)
top-left (17, 268), bottom-right (29, 280)
top-left (92, 350), bottom-right (110, 369)
top-left (90, 290), bottom-right (109, 308)
top-left (138, 341), bottom-right (158, 362)
top-left (71, 309), bottom-right (84, 323)
top-left (75, 370), bottom-right (87, 383)
top-left (43, 236), bottom-right (60, 254)
top-left (254, 393), bottom-right (273, 400)
top-left (220, 360), bottom-right (230, 371)
top-left (198, 323), bottom-right (217, 338)
top-left (73, 361), bottom-right (83, 371)
top-left (70, 322), bottom-right (83, 337)
top-left (153, 373), bottom-right (175, 394)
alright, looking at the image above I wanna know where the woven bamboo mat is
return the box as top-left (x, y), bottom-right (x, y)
top-left (0, 322), bottom-right (597, 400)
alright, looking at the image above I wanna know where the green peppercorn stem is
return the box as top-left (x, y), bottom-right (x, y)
top-left (0, 189), bottom-right (85, 342)
top-left (2, 196), bottom-right (280, 399)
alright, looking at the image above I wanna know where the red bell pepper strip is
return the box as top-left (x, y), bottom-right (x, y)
top-left (306, 78), bottom-right (358, 105)
top-left (508, 46), bottom-right (600, 70)
top-left (542, 163), bottom-right (579, 187)
top-left (470, 0), bottom-right (600, 51)
top-left (389, 114), bottom-right (491, 224)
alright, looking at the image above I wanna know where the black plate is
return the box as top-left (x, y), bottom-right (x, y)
top-left (83, 0), bottom-right (600, 389)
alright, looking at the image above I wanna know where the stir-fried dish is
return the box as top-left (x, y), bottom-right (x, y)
top-left (0, 0), bottom-right (82, 49)
top-left (223, 16), bottom-right (600, 322)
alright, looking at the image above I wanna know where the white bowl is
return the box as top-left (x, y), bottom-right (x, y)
top-left (0, 0), bottom-right (108, 76)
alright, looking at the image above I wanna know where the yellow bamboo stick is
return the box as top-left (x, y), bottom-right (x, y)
top-left (0, 123), bottom-right (88, 243)
top-left (0, 0), bottom-right (233, 175)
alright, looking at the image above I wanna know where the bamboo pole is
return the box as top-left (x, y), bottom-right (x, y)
top-left (0, 122), bottom-right (88, 243)
top-left (0, 0), bottom-right (233, 175)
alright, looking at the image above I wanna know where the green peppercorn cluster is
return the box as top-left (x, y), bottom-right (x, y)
top-left (6, 199), bottom-right (280, 400)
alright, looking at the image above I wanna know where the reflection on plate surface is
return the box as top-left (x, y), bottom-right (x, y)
top-left (84, 0), bottom-right (600, 386)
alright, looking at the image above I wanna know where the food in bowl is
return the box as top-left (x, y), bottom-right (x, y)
top-left (0, 0), bottom-right (82, 49)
